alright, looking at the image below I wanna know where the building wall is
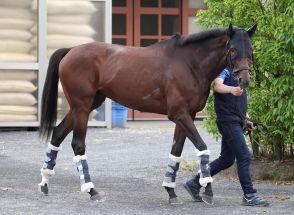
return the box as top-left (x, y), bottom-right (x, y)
top-left (0, 0), bottom-right (112, 127)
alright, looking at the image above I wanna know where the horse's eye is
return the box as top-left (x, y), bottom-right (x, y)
top-left (230, 48), bottom-right (236, 57)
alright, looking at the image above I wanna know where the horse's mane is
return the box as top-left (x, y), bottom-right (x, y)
top-left (152, 27), bottom-right (248, 48)
top-left (176, 27), bottom-right (228, 46)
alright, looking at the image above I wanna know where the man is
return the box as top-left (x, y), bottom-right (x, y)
top-left (184, 68), bottom-right (269, 207)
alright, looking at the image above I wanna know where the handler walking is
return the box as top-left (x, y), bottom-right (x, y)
top-left (184, 68), bottom-right (269, 207)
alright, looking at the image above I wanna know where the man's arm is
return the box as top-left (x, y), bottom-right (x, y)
top-left (213, 78), bottom-right (243, 96)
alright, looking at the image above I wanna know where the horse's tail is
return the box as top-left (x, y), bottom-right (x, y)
top-left (39, 48), bottom-right (71, 140)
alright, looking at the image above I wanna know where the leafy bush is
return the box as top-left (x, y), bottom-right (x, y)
top-left (196, 0), bottom-right (294, 160)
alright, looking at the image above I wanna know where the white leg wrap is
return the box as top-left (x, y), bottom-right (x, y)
top-left (162, 181), bottom-right (176, 188)
top-left (198, 170), bottom-right (213, 187)
top-left (168, 154), bottom-right (183, 163)
top-left (195, 150), bottom-right (212, 187)
top-left (73, 154), bottom-right (87, 163)
top-left (195, 149), bottom-right (210, 157)
top-left (199, 176), bottom-right (213, 187)
top-left (73, 155), bottom-right (94, 193)
top-left (162, 154), bottom-right (183, 188)
top-left (39, 142), bottom-right (60, 186)
top-left (39, 168), bottom-right (55, 185)
top-left (48, 143), bottom-right (62, 151)
top-left (81, 182), bottom-right (95, 193)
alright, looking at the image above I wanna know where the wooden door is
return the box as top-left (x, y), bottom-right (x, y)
top-left (112, 0), bottom-right (133, 46)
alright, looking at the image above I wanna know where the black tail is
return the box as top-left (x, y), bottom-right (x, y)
top-left (39, 48), bottom-right (71, 140)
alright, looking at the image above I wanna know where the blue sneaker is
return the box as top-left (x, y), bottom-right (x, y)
top-left (184, 175), bottom-right (203, 202)
top-left (242, 193), bottom-right (269, 207)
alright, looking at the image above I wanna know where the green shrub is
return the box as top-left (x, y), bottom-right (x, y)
top-left (196, 0), bottom-right (294, 160)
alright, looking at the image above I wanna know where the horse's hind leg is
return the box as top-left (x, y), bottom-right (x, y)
top-left (72, 92), bottom-right (106, 202)
top-left (162, 124), bottom-right (186, 204)
top-left (38, 112), bottom-right (73, 195)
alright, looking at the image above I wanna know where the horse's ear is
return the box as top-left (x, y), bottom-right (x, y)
top-left (228, 23), bottom-right (234, 38)
top-left (247, 23), bottom-right (257, 38)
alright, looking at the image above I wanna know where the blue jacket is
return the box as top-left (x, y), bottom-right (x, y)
top-left (214, 68), bottom-right (247, 123)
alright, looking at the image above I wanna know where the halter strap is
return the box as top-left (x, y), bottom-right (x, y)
top-left (226, 38), bottom-right (252, 77)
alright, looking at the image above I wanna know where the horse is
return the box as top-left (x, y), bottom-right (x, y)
top-left (38, 24), bottom-right (257, 205)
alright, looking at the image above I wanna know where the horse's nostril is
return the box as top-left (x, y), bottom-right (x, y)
top-left (238, 78), bottom-right (250, 89)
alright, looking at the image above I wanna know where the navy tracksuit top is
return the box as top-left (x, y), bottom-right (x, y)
top-left (214, 68), bottom-right (247, 123)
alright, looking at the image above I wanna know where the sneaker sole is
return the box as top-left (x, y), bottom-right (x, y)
top-left (183, 183), bottom-right (203, 202)
top-left (242, 202), bottom-right (270, 207)
top-left (202, 193), bottom-right (214, 205)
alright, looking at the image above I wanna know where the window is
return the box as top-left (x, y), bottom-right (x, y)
top-left (140, 15), bottom-right (158, 35)
top-left (162, 0), bottom-right (180, 8)
top-left (112, 14), bottom-right (127, 35)
top-left (140, 39), bottom-right (158, 47)
top-left (141, 0), bottom-right (158, 7)
top-left (113, 0), bottom-right (127, 7)
top-left (162, 15), bottom-right (180, 35)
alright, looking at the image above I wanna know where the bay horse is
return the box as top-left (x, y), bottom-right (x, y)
top-left (38, 24), bottom-right (257, 204)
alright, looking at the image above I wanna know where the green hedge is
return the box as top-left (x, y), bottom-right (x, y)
top-left (196, 0), bottom-right (294, 160)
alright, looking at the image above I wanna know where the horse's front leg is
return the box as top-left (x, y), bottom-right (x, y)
top-left (71, 106), bottom-right (104, 202)
top-left (162, 124), bottom-right (186, 204)
top-left (169, 109), bottom-right (213, 205)
top-left (38, 113), bottom-right (73, 195)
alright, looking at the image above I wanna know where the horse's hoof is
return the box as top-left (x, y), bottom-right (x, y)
top-left (38, 183), bottom-right (48, 195)
top-left (169, 197), bottom-right (183, 205)
top-left (90, 193), bottom-right (105, 202)
top-left (202, 193), bottom-right (214, 205)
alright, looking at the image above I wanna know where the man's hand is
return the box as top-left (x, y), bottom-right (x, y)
top-left (245, 119), bottom-right (256, 131)
top-left (230, 86), bottom-right (243, 96)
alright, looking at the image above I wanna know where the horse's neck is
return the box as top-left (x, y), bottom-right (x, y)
top-left (188, 36), bottom-right (228, 84)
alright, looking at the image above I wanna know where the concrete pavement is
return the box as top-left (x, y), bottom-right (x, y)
top-left (0, 121), bottom-right (293, 215)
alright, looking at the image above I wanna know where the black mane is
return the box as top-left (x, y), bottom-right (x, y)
top-left (148, 27), bottom-right (247, 50)
top-left (177, 27), bottom-right (229, 46)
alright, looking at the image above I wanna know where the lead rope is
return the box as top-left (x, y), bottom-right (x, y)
top-left (235, 89), bottom-right (268, 149)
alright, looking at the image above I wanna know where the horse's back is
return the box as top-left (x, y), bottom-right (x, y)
top-left (58, 42), bottom-right (169, 113)
top-left (97, 44), bottom-right (169, 112)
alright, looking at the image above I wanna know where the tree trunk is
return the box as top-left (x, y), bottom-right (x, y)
top-left (273, 141), bottom-right (283, 161)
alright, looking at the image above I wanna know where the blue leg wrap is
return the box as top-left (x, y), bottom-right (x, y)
top-left (162, 154), bottom-right (183, 188)
top-left (39, 143), bottom-right (61, 185)
top-left (73, 155), bottom-right (94, 193)
top-left (43, 148), bottom-right (58, 170)
top-left (200, 154), bottom-right (210, 178)
top-left (195, 150), bottom-right (213, 187)
top-left (80, 159), bottom-right (92, 183)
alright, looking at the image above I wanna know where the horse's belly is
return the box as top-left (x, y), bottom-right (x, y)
top-left (101, 86), bottom-right (167, 115)
top-left (130, 101), bottom-right (167, 115)
top-left (98, 55), bottom-right (168, 114)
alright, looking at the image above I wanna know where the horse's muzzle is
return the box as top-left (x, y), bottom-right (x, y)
top-left (238, 78), bottom-right (250, 89)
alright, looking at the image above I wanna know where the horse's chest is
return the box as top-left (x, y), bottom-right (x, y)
top-left (185, 85), bottom-right (210, 111)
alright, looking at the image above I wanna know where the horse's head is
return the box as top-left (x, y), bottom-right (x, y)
top-left (226, 24), bottom-right (257, 89)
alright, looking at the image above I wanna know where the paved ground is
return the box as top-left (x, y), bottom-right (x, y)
top-left (0, 121), bottom-right (293, 215)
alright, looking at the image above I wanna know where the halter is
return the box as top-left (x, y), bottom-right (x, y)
top-left (225, 37), bottom-right (252, 80)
